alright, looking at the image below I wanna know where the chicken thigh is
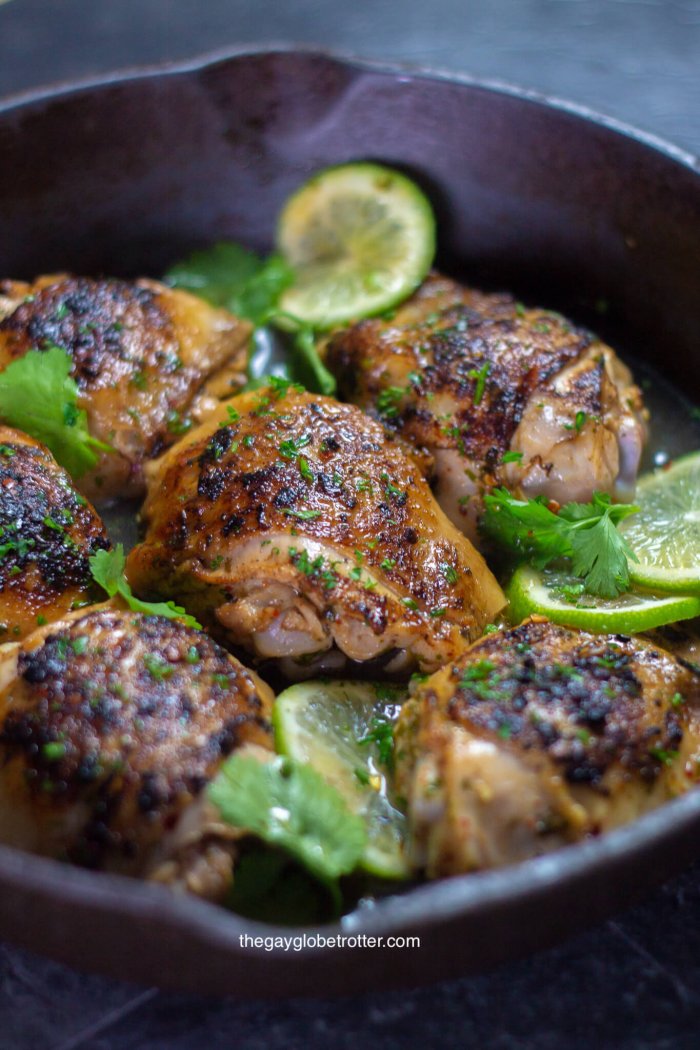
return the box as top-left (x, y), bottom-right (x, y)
top-left (326, 274), bottom-right (647, 542)
top-left (395, 617), bottom-right (700, 877)
top-left (0, 274), bottom-right (251, 501)
top-left (0, 426), bottom-right (110, 640)
top-left (127, 382), bottom-right (505, 678)
top-left (0, 605), bottom-right (274, 899)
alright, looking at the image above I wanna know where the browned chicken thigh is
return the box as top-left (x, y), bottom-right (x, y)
top-left (0, 426), bottom-right (110, 640)
top-left (0, 605), bottom-right (274, 899)
top-left (0, 274), bottom-right (251, 501)
top-left (127, 383), bottom-right (505, 678)
top-left (326, 274), bottom-right (647, 542)
top-left (395, 618), bottom-right (700, 877)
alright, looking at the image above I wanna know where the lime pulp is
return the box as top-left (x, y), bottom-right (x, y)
top-left (277, 163), bottom-right (436, 328)
top-left (273, 679), bottom-right (409, 879)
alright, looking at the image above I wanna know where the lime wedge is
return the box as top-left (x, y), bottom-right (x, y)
top-left (277, 163), bottom-right (436, 328)
top-left (506, 565), bottom-right (700, 634)
top-left (273, 679), bottom-right (409, 879)
top-left (619, 451), bottom-right (700, 593)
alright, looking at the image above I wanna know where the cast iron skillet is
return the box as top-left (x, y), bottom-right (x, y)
top-left (0, 46), bottom-right (699, 996)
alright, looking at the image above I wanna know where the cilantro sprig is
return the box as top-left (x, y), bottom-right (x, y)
top-left (89, 545), bottom-right (201, 628)
top-left (165, 241), bottom-right (336, 396)
top-left (0, 346), bottom-right (111, 477)
top-left (208, 754), bottom-right (366, 905)
top-left (481, 488), bottom-right (640, 598)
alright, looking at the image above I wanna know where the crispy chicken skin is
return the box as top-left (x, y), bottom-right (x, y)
top-left (395, 618), bottom-right (700, 877)
top-left (0, 426), bottom-right (110, 640)
top-left (326, 274), bottom-right (647, 542)
top-left (0, 274), bottom-right (251, 502)
top-left (127, 384), bottom-right (505, 678)
top-left (0, 605), bottom-right (274, 899)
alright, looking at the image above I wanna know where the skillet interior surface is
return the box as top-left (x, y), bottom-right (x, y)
top-left (0, 47), bottom-right (699, 995)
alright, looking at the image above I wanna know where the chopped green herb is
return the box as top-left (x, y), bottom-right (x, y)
top-left (375, 386), bottom-right (405, 419)
top-left (357, 716), bottom-right (395, 769)
top-left (283, 508), bottom-right (321, 521)
top-left (42, 742), bottom-right (66, 761)
top-left (441, 563), bottom-right (459, 585)
top-left (144, 653), bottom-right (174, 681)
top-left (467, 361), bottom-right (490, 405)
top-left (166, 410), bottom-right (193, 435)
top-left (501, 450), bottom-right (524, 464)
top-left (649, 747), bottom-right (678, 767)
top-left (279, 435), bottom-right (311, 460)
top-left (564, 410), bottom-right (588, 433)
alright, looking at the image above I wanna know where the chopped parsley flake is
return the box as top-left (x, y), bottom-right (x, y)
top-left (283, 508), bottom-right (321, 521)
top-left (467, 361), bottom-right (491, 405)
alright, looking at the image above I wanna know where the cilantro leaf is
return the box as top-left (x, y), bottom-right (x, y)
top-left (481, 488), bottom-right (572, 567)
top-left (481, 488), bottom-right (639, 597)
top-left (569, 510), bottom-right (637, 598)
top-left (165, 241), bottom-right (336, 396)
top-left (166, 242), bottom-right (293, 325)
top-left (89, 545), bottom-right (201, 628)
top-left (207, 754), bottom-right (366, 886)
top-left (0, 347), bottom-right (111, 477)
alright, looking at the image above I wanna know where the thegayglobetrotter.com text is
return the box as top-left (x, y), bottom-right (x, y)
top-left (239, 933), bottom-right (420, 952)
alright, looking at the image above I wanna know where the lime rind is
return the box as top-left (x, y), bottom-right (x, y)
top-left (277, 162), bottom-right (436, 328)
top-left (273, 679), bottom-right (409, 880)
top-left (506, 565), bottom-right (700, 634)
top-left (620, 451), bottom-right (700, 593)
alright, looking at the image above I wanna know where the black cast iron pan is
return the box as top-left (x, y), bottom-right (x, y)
top-left (0, 46), bottom-right (698, 996)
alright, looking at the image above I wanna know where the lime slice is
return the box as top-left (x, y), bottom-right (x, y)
top-left (273, 679), bottom-right (409, 879)
top-left (277, 163), bottom-right (436, 328)
top-left (506, 565), bottom-right (700, 634)
top-left (619, 451), bottom-right (700, 593)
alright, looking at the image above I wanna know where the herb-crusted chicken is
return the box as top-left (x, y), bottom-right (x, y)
top-left (0, 427), bottom-right (110, 640)
top-left (0, 274), bottom-right (251, 501)
top-left (0, 605), bottom-right (274, 899)
top-left (126, 382), bottom-right (505, 678)
top-left (395, 618), bottom-right (700, 876)
top-left (326, 274), bottom-right (647, 542)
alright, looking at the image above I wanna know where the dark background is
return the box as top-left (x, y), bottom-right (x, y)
top-left (1, 1), bottom-right (699, 1047)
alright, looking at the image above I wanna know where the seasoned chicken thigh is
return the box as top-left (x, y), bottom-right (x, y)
top-left (0, 426), bottom-right (110, 640)
top-left (395, 618), bottom-right (700, 877)
top-left (0, 274), bottom-right (251, 501)
top-left (0, 605), bottom-right (274, 899)
top-left (127, 383), bottom-right (505, 678)
top-left (326, 274), bottom-right (647, 542)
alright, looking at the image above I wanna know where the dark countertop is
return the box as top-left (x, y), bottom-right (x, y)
top-left (1, 2), bottom-right (699, 1047)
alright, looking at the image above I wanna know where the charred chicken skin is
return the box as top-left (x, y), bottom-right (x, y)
top-left (0, 274), bottom-right (251, 502)
top-left (395, 618), bottom-right (700, 877)
top-left (326, 274), bottom-right (647, 542)
top-left (127, 383), bottom-right (505, 678)
top-left (0, 426), bottom-right (110, 641)
top-left (0, 605), bottom-right (274, 899)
